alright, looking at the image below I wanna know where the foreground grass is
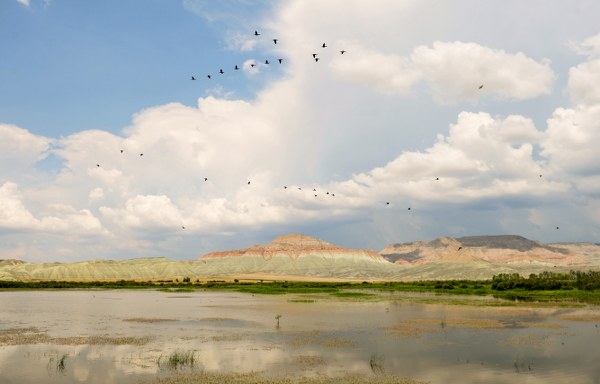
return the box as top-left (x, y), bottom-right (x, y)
top-left (2, 277), bottom-right (600, 305)
top-left (149, 371), bottom-right (427, 384)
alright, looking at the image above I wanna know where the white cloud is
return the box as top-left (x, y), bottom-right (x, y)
top-left (568, 59), bottom-right (600, 106)
top-left (100, 195), bottom-right (183, 229)
top-left (0, 124), bottom-right (51, 179)
top-left (330, 41), bottom-right (554, 102)
top-left (571, 32), bottom-right (600, 58)
top-left (17, 0), bottom-right (30, 7)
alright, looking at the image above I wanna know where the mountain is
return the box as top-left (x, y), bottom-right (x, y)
top-left (379, 235), bottom-right (590, 266)
top-left (1, 234), bottom-right (599, 282)
top-left (199, 234), bottom-right (394, 279)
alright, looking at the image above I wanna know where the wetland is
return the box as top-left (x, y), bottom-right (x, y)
top-left (1, 288), bottom-right (600, 383)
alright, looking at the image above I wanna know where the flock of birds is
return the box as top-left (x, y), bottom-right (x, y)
top-left (190, 30), bottom-right (348, 81)
top-left (92, 29), bottom-right (561, 233)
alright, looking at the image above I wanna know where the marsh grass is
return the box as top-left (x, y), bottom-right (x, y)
top-left (47, 353), bottom-right (68, 375)
top-left (288, 299), bottom-right (316, 303)
top-left (0, 327), bottom-right (150, 346)
top-left (148, 371), bottom-right (427, 384)
top-left (124, 318), bottom-right (177, 323)
top-left (158, 350), bottom-right (197, 371)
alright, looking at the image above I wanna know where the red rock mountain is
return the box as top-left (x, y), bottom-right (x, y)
top-left (379, 235), bottom-right (589, 266)
top-left (201, 234), bottom-right (385, 262)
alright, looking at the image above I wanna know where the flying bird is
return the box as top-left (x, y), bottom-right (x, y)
top-left (458, 246), bottom-right (463, 251)
top-left (250, 63), bottom-right (256, 68)
top-left (340, 50), bottom-right (346, 54)
top-left (478, 84), bottom-right (484, 89)
top-left (435, 177), bottom-right (439, 180)
top-left (386, 202), bottom-right (390, 205)
top-left (321, 43), bottom-right (327, 48)
top-left (273, 39), bottom-right (278, 44)
top-left (182, 226), bottom-right (186, 230)
top-left (278, 58), bottom-right (283, 64)
top-left (219, 69), bottom-right (224, 74)
top-left (139, 153), bottom-right (144, 156)
top-left (204, 177), bottom-right (208, 181)
top-left (235, 65), bottom-right (239, 70)
top-left (207, 75), bottom-right (212, 79)
top-left (312, 53), bottom-right (318, 58)
top-left (408, 207), bottom-right (411, 210)
top-left (247, 181), bottom-right (251, 185)
top-left (120, 150), bottom-right (124, 153)
top-left (314, 57), bottom-right (320, 62)
top-left (284, 186), bottom-right (287, 189)
top-left (265, 60), bottom-right (269, 64)
top-left (96, 164), bottom-right (100, 167)
top-left (191, 76), bottom-right (196, 80)
top-left (254, 30), bottom-right (260, 36)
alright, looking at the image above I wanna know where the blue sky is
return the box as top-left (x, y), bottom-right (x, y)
top-left (2, 0), bottom-right (600, 262)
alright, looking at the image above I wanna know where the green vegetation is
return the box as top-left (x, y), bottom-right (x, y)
top-left (2, 270), bottom-right (600, 305)
top-left (158, 350), bottom-right (197, 371)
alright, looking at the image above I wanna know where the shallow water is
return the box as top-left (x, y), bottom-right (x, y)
top-left (1, 290), bottom-right (600, 383)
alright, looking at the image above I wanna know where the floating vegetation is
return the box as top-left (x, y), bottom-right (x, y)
top-left (0, 327), bottom-right (51, 345)
top-left (0, 327), bottom-right (150, 346)
top-left (498, 333), bottom-right (551, 348)
top-left (124, 318), bottom-right (178, 323)
top-left (158, 350), bottom-right (197, 371)
top-left (296, 355), bottom-right (326, 367)
top-left (147, 371), bottom-right (427, 384)
top-left (288, 299), bottom-right (316, 303)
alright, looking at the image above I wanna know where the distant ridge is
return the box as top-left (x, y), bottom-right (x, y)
top-left (379, 235), bottom-right (587, 266)
top-left (1, 234), bottom-right (599, 282)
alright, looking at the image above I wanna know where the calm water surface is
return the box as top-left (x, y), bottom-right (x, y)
top-left (1, 290), bottom-right (600, 383)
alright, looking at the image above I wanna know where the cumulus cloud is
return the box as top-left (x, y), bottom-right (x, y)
top-left (0, 124), bottom-right (52, 180)
top-left (0, 182), bottom-right (104, 234)
top-left (571, 32), bottom-right (600, 58)
top-left (17, 0), bottom-right (30, 7)
top-left (568, 59), bottom-right (600, 106)
top-left (334, 112), bottom-right (560, 207)
top-left (331, 41), bottom-right (554, 102)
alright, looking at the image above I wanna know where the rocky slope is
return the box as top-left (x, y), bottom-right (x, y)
top-left (1, 235), bottom-right (599, 282)
top-left (379, 235), bottom-right (592, 266)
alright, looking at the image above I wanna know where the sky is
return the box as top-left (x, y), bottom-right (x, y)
top-left (2, 0), bottom-right (600, 262)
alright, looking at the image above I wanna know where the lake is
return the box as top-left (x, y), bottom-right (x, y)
top-left (1, 290), bottom-right (599, 383)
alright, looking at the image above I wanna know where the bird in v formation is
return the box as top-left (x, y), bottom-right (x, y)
top-left (192, 30), bottom-right (349, 81)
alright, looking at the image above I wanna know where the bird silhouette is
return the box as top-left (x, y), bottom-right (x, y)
top-left (478, 84), bottom-right (484, 89)
top-left (204, 177), bottom-right (208, 181)
top-left (458, 246), bottom-right (463, 251)
top-left (313, 188), bottom-right (317, 192)
top-left (340, 50), bottom-right (346, 54)
top-left (265, 60), bottom-right (269, 64)
top-left (182, 226), bottom-right (186, 230)
top-left (314, 194), bottom-right (318, 197)
top-left (235, 65), bottom-right (239, 70)
top-left (273, 39), bottom-right (278, 44)
top-left (207, 75), bottom-right (212, 79)
top-left (219, 69), bottom-right (224, 74)
top-left (140, 153), bottom-right (144, 157)
top-left (408, 207), bottom-right (411, 210)
top-left (297, 187), bottom-right (302, 190)
top-left (247, 181), bottom-right (251, 185)
top-left (96, 164), bottom-right (100, 167)
top-left (254, 30), bottom-right (260, 36)
top-left (120, 150), bottom-right (124, 153)
top-left (250, 63), bottom-right (256, 68)
top-left (284, 186), bottom-right (287, 189)
top-left (312, 53), bottom-right (318, 58)
top-left (191, 76), bottom-right (196, 80)
top-left (278, 58), bottom-right (283, 64)
top-left (315, 57), bottom-right (320, 62)
top-left (556, 226), bottom-right (560, 230)
top-left (435, 177), bottom-right (439, 180)
top-left (321, 43), bottom-right (327, 48)
top-left (331, 193), bottom-right (335, 197)
top-left (386, 202), bottom-right (390, 205)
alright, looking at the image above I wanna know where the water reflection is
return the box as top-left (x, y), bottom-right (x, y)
top-left (0, 290), bottom-right (599, 383)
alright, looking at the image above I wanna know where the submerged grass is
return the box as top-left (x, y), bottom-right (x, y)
top-left (148, 371), bottom-right (427, 384)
